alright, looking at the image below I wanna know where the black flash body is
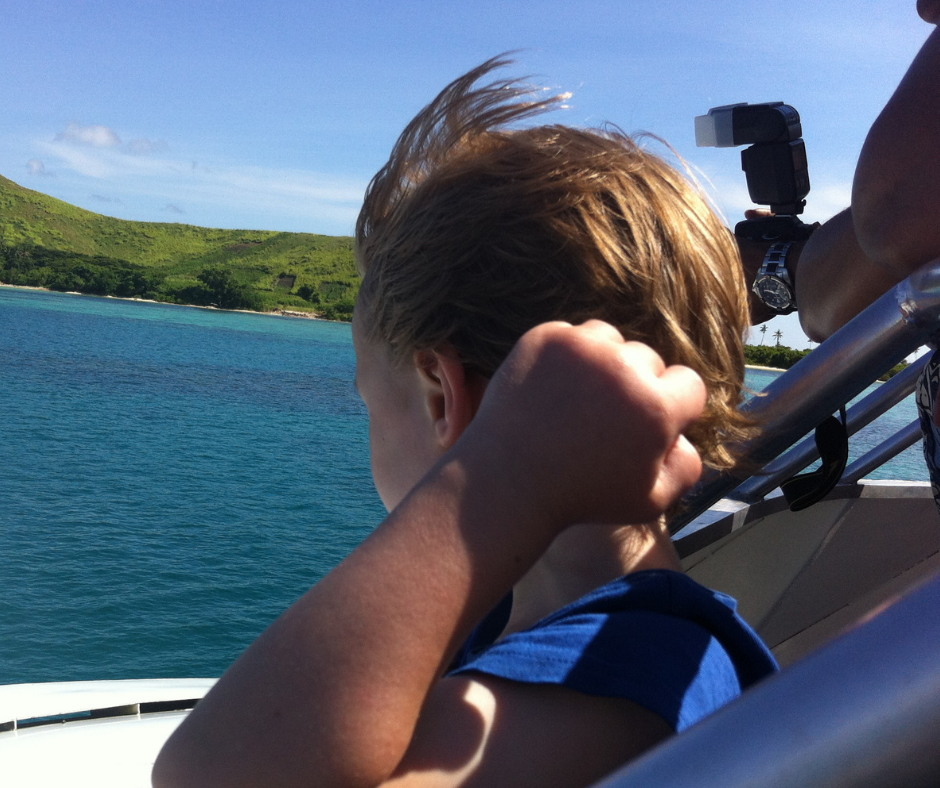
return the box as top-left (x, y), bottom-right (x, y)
top-left (695, 102), bottom-right (811, 223)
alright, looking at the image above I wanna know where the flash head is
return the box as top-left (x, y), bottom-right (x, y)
top-left (695, 102), bottom-right (802, 148)
top-left (695, 102), bottom-right (809, 216)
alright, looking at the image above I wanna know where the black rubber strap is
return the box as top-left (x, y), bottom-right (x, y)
top-left (781, 406), bottom-right (849, 512)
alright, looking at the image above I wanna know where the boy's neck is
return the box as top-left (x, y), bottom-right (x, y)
top-left (500, 520), bottom-right (681, 638)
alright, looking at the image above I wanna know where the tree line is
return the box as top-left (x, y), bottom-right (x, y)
top-left (0, 242), bottom-right (337, 315)
top-left (745, 343), bottom-right (908, 381)
top-left (0, 242), bottom-right (162, 299)
top-left (0, 243), bottom-right (921, 352)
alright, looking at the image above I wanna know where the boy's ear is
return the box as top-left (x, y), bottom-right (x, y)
top-left (414, 348), bottom-right (488, 449)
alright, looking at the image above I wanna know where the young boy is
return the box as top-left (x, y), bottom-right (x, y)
top-left (154, 58), bottom-right (776, 788)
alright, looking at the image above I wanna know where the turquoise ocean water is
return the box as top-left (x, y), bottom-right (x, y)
top-left (0, 287), bottom-right (927, 684)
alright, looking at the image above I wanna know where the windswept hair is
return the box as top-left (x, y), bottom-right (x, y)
top-left (355, 56), bottom-right (752, 471)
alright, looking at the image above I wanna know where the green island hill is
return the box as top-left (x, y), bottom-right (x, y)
top-left (0, 174), bottom-right (360, 320)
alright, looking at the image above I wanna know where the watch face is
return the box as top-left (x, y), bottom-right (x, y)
top-left (756, 277), bottom-right (794, 310)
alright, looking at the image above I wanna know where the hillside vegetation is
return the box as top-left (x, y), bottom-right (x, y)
top-left (0, 174), bottom-right (360, 319)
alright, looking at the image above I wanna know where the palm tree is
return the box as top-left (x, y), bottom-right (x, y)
top-left (773, 329), bottom-right (783, 347)
top-left (758, 324), bottom-right (768, 345)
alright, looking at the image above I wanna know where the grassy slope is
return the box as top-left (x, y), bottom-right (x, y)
top-left (0, 174), bottom-right (360, 314)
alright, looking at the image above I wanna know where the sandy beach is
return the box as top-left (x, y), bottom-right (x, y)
top-left (0, 284), bottom-right (804, 345)
top-left (0, 282), bottom-right (339, 322)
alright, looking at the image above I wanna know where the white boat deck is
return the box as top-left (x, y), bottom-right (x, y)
top-left (0, 679), bottom-right (215, 788)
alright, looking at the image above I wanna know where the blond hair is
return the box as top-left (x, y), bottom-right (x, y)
top-left (356, 56), bottom-right (752, 471)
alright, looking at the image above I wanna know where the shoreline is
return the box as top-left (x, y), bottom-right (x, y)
top-left (745, 364), bottom-right (786, 372)
top-left (0, 285), bottom-right (811, 352)
top-left (0, 282), bottom-right (345, 323)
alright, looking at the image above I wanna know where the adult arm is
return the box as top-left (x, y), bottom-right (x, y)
top-left (793, 10), bottom-right (940, 341)
top-left (736, 219), bottom-right (893, 341)
top-left (794, 208), bottom-right (903, 341)
top-left (152, 321), bottom-right (705, 788)
top-left (919, 0), bottom-right (940, 24)
top-left (852, 24), bottom-right (940, 276)
top-left (745, 10), bottom-right (940, 341)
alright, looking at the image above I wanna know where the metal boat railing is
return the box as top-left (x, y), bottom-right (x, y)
top-left (728, 356), bottom-right (928, 503)
top-left (842, 418), bottom-right (923, 485)
top-left (671, 260), bottom-right (940, 533)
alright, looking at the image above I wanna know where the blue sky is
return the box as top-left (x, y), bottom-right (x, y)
top-left (0, 0), bottom-right (932, 347)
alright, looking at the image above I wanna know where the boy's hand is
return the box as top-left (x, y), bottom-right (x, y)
top-left (462, 320), bottom-right (706, 531)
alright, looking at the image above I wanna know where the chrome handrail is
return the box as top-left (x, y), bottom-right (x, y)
top-left (729, 356), bottom-right (928, 503)
top-left (841, 418), bottom-right (924, 485)
top-left (671, 260), bottom-right (940, 532)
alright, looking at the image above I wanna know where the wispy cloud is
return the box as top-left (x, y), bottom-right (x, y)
top-left (696, 168), bottom-right (849, 227)
top-left (90, 193), bottom-right (122, 204)
top-left (804, 184), bottom-right (852, 224)
top-left (55, 122), bottom-right (121, 148)
top-left (26, 158), bottom-right (54, 177)
top-left (40, 142), bottom-right (128, 178)
top-left (48, 124), bottom-right (171, 166)
top-left (32, 123), bottom-right (368, 233)
top-left (127, 138), bottom-right (169, 155)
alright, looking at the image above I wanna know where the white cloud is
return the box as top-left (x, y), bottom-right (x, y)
top-left (127, 138), bottom-right (169, 155)
top-left (217, 166), bottom-right (365, 204)
top-left (693, 171), bottom-right (753, 227)
top-left (26, 158), bottom-right (53, 177)
top-left (51, 124), bottom-right (169, 157)
top-left (40, 137), bottom-right (365, 203)
top-left (38, 137), bottom-right (187, 179)
top-left (32, 130), bottom-right (368, 233)
top-left (694, 168), bottom-right (851, 228)
top-left (802, 184), bottom-right (852, 225)
top-left (39, 142), bottom-right (125, 178)
top-left (55, 123), bottom-right (122, 148)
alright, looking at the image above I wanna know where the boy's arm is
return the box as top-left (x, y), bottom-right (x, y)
top-left (384, 675), bottom-right (673, 788)
top-left (152, 321), bottom-right (705, 788)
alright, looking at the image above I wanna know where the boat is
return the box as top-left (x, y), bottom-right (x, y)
top-left (0, 680), bottom-right (213, 786)
top-left (3, 262), bottom-right (940, 786)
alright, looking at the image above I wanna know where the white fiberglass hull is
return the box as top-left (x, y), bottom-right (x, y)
top-left (0, 679), bottom-right (214, 787)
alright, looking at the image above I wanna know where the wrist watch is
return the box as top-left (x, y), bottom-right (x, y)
top-left (752, 242), bottom-right (797, 315)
